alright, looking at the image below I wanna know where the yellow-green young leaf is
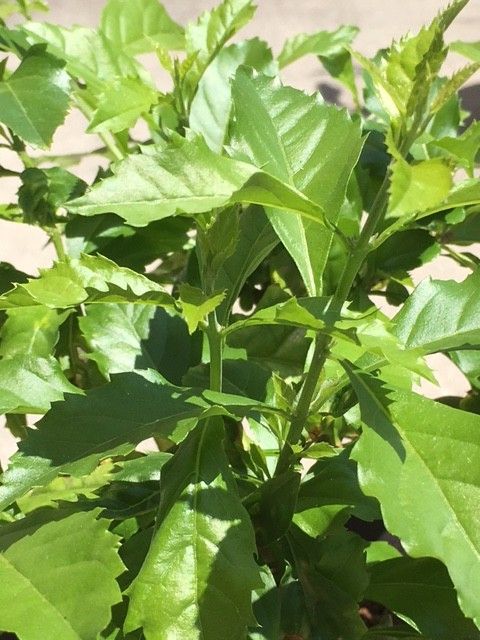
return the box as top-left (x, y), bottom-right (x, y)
top-left (125, 420), bottom-right (262, 640)
top-left (0, 511), bottom-right (124, 640)
top-left (67, 137), bottom-right (326, 227)
top-left (345, 365), bottom-right (480, 628)
top-left (0, 253), bottom-right (175, 310)
top-left (100, 0), bottom-right (184, 54)
top-left (394, 268), bottom-right (480, 353)
top-left (0, 46), bottom-right (70, 148)
top-left (230, 69), bottom-right (363, 296)
top-left (88, 78), bottom-right (157, 134)
top-left (178, 284), bottom-right (225, 334)
top-left (17, 459), bottom-right (115, 513)
top-left (429, 121), bottom-right (480, 176)
top-left (182, 0), bottom-right (256, 100)
top-left (387, 157), bottom-right (453, 218)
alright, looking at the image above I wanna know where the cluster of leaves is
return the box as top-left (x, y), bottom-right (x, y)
top-left (0, 0), bottom-right (479, 638)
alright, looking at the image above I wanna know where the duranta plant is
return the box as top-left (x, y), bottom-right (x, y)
top-left (0, 0), bottom-right (479, 638)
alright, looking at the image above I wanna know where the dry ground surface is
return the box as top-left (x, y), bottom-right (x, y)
top-left (1, 0), bottom-right (480, 463)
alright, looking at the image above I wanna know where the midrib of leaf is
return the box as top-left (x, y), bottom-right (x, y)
top-left (0, 555), bottom-right (80, 639)
top-left (401, 423), bottom-right (480, 563)
top-left (192, 424), bottom-right (208, 638)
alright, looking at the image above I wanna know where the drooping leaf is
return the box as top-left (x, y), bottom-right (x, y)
top-left (345, 364), bottom-right (480, 627)
top-left (178, 283), bottom-right (225, 334)
top-left (0, 253), bottom-right (175, 310)
top-left (230, 69), bottom-right (363, 295)
top-left (125, 419), bottom-right (262, 640)
top-left (67, 136), bottom-right (327, 227)
top-left (394, 269), bottom-right (480, 353)
top-left (0, 45), bottom-right (70, 147)
top-left (0, 511), bottom-right (124, 640)
top-left (366, 556), bottom-right (480, 640)
top-left (190, 38), bottom-right (276, 152)
top-left (288, 527), bottom-right (368, 640)
top-left (88, 78), bottom-right (158, 134)
top-left (100, 0), bottom-right (184, 54)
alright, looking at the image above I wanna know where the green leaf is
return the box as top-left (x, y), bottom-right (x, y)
top-left (22, 22), bottom-right (145, 89)
top-left (178, 283), bottom-right (225, 334)
top-left (190, 38), bottom-right (276, 152)
top-left (278, 25), bottom-right (358, 68)
top-left (430, 62), bottom-right (480, 115)
top-left (0, 306), bottom-right (68, 358)
top-left (225, 296), bottom-right (329, 336)
top-left (288, 527), bottom-right (368, 640)
top-left (215, 206), bottom-right (278, 324)
top-left (182, 0), bottom-right (256, 100)
top-left (244, 471), bottom-right (300, 546)
top-left (79, 304), bottom-right (198, 383)
top-left (366, 556), bottom-right (480, 640)
top-left (0, 371), bottom-right (275, 509)
top-left (125, 420), bottom-right (262, 639)
top-left (345, 364), bottom-right (480, 627)
top-left (394, 269), bottom-right (480, 353)
top-left (277, 25), bottom-right (359, 98)
top-left (294, 448), bottom-right (380, 538)
top-left (230, 69), bottom-right (363, 295)
top-left (100, 0), bottom-right (184, 54)
top-left (0, 511), bottom-right (124, 640)
top-left (67, 137), bottom-right (327, 228)
top-left (17, 459), bottom-right (115, 513)
top-left (0, 46), bottom-right (70, 147)
top-left (88, 78), bottom-right (158, 134)
top-left (0, 254), bottom-right (174, 310)
top-left (451, 39), bottom-right (480, 63)
top-left (0, 354), bottom-right (80, 415)
top-left (387, 157), bottom-right (453, 218)
top-left (429, 121), bottom-right (480, 177)
top-left (18, 166), bottom-right (86, 226)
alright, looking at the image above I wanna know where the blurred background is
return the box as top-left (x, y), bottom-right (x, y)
top-left (1, 0), bottom-right (480, 462)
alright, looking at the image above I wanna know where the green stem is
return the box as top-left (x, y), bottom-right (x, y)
top-left (49, 226), bottom-right (67, 261)
top-left (275, 176), bottom-right (391, 475)
top-left (207, 313), bottom-right (223, 393)
top-left (74, 93), bottom-right (127, 161)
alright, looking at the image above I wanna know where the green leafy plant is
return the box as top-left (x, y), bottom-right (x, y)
top-left (0, 0), bottom-right (479, 638)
